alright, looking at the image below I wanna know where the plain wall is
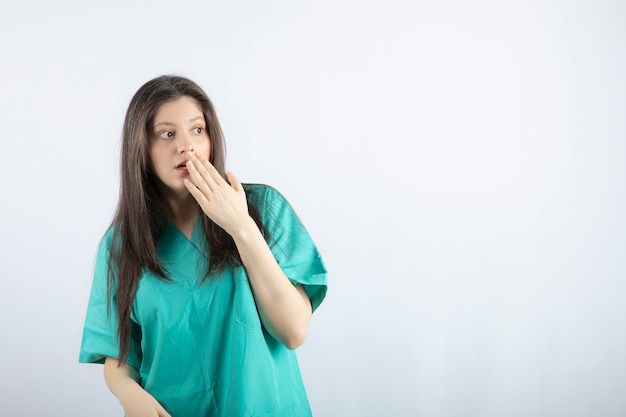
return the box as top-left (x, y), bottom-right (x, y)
top-left (1, 1), bottom-right (625, 416)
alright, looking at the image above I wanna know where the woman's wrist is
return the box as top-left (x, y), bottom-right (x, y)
top-left (229, 215), bottom-right (260, 243)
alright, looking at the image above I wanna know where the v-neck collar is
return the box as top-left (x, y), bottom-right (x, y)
top-left (160, 215), bottom-right (207, 256)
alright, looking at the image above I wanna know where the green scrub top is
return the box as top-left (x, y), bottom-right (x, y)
top-left (79, 184), bottom-right (328, 417)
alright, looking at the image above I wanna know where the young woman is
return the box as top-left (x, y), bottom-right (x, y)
top-left (79, 75), bottom-right (328, 417)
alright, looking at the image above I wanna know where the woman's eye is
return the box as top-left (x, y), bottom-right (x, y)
top-left (159, 131), bottom-right (174, 139)
top-left (193, 127), bottom-right (203, 134)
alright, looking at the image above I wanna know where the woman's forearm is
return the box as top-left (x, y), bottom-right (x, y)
top-left (104, 357), bottom-right (141, 402)
top-left (232, 217), bottom-right (312, 349)
top-left (104, 358), bottom-right (171, 417)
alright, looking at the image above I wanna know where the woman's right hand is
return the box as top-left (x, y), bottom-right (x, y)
top-left (118, 383), bottom-right (171, 417)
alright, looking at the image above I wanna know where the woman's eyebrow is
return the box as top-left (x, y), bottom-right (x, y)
top-left (154, 116), bottom-right (204, 128)
top-left (154, 121), bottom-right (175, 128)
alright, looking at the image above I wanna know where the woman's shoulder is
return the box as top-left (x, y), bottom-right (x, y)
top-left (102, 223), bottom-right (117, 238)
top-left (243, 183), bottom-right (288, 206)
top-left (96, 223), bottom-right (121, 256)
top-left (242, 182), bottom-right (275, 195)
top-left (242, 184), bottom-right (300, 231)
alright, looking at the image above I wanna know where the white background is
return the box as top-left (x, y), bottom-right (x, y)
top-left (1, 1), bottom-right (625, 416)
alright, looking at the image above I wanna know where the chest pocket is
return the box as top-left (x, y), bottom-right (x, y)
top-left (234, 272), bottom-right (262, 330)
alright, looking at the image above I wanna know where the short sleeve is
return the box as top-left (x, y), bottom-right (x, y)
top-left (247, 185), bottom-right (328, 313)
top-left (78, 229), bottom-right (142, 370)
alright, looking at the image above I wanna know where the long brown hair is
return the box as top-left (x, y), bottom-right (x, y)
top-left (108, 75), bottom-right (264, 365)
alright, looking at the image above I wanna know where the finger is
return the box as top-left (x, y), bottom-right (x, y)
top-left (226, 171), bottom-right (243, 193)
top-left (193, 152), bottom-right (227, 186)
top-left (158, 408), bottom-right (172, 417)
top-left (186, 160), bottom-right (215, 194)
top-left (156, 404), bottom-right (172, 417)
top-left (184, 178), bottom-right (210, 206)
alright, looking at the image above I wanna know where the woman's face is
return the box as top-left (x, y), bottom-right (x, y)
top-left (149, 96), bottom-right (211, 197)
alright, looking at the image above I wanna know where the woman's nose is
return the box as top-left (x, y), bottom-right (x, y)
top-left (177, 136), bottom-right (194, 153)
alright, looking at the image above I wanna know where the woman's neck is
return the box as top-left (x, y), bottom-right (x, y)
top-left (162, 193), bottom-right (199, 239)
